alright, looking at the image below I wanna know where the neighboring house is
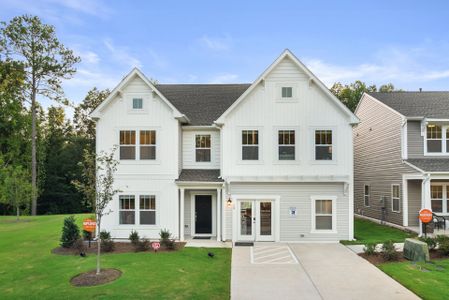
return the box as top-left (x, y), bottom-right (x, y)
top-left (91, 49), bottom-right (358, 243)
top-left (354, 92), bottom-right (449, 234)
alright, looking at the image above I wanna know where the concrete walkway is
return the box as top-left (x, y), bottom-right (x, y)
top-left (231, 243), bottom-right (419, 300)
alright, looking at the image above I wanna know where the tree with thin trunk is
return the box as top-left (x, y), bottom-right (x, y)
top-left (1, 15), bottom-right (80, 215)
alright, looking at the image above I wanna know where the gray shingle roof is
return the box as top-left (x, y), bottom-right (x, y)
top-left (176, 169), bottom-right (223, 182)
top-left (367, 92), bottom-right (449, 118)
top-left (406, 159), bottom-right (449, 172)
top-left (156, 84), bottom-right (251, 125)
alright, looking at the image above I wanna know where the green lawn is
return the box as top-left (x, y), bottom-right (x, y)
top-left (380, 260), bottom-right (449, 300)
top-left (341, 217), bottom-right (416, 245)
top-left (0, 214), bottom-right (231, 299)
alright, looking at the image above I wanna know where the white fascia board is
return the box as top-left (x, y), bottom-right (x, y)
top-left (402, 160), bottom-right (425, 173)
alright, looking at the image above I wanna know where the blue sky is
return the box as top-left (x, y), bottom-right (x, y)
top-left (1, 0), bottom-right (449, 116)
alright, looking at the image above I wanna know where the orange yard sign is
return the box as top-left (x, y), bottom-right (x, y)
top-left (419, 209), bottom-right (433, 224)
top-left (83, 219), bottom-right (96, 232)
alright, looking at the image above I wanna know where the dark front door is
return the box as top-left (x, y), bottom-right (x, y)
top-left (195, 195), bottom-right (212, 234)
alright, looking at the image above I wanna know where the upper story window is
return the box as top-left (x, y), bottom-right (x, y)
top-left (196, 135), bottom-right (211, 162)
top-left (315, 130), bottom-right (333, 160)
top-left (364, 185), bottom-right (370, 207)
top-left (447, 128), bottom-right (449, 153)
top-left (278, 130), bottom-right (295, 160)
top-left (391, 184), bottom-right (400, 212)
top-left (120, 130), bottom-right (136, 160)
top-left (132, 98), bottom-right (143, 109)
top-left (281, 87), bottom-right (293, 98)
top-left (426, 124), bottom-right (442, 153)
top-left (140, 130), bottom-right (156, 160)
top-left (242, 130), bottom-right (259, 160)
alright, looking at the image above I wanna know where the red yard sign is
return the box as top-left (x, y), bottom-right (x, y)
top-left (152, 242), bottom-right (160, 252)
top-left (419, 209), bottom-right (433, 224)
top-left (83, 219), bottom-right (96, 232)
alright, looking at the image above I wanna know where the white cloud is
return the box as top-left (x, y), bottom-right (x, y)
top-left (103, 38), bottom-right (142, 69)
top-left (199, 34), bottom-right (233, 51)
top-left (209, 73), bottom-right (239, 83)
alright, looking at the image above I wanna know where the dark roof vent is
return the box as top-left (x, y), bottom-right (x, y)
top-left (419, 88), bottom-right (422, 92)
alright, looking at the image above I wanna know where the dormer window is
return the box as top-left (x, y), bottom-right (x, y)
top-left (281, 87), bottom-right (293, 98)
top-left (133, 98), bottom-right (143, 109)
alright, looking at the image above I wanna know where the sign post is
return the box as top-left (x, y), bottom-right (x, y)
top-left (152, 242), bottom-right (160, 253)
top-left (83, 218), bottom-right (96, 248)
top-left (419, 209), bottom-right (433, 238)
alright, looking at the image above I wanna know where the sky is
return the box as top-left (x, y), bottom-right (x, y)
top-left (1, 0), bottom-right (449, 117)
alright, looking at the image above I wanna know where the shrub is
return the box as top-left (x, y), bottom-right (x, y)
top-left (438, 239), bottom-right (449, 256)
top-left (82, 230), bottom-right (92, 241)
top-left (363, 243), bottom-right (376, 256)
top-left (129, 230), bottom-right (140, 246)
top-left (419, 236), bottom-right (437, 250)
top-left (99, 230), bottom-right (115, 252)
top-left (435, 235), bottom-right (449, 245)
top-left (72, 238), bottom-right (86, 254)
top-left (381, 240), bottom-right (399, 261)
top-left (60, 216), bottom-right (80, 248)
top-left (136, 238), bottom-right (150, 252)
top-left (159, 228), bottom-right (175, 249)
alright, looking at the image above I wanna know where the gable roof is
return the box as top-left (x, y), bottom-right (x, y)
top-left (367, 92), bottom-right (449, 119)
top-left (215, 49), bottom-right (359, 125)
top-left (156, 84), bottom-right (250, 125)
top-left (405, 159), bottom-right (449, 173)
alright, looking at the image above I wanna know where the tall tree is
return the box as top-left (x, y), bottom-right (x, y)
top-left (1, 15), bottom-right (80, 215)
top-left (330, 81), bottom-right (377, 112)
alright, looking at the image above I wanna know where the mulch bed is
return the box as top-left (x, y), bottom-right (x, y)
top-left (70, 268), bottom-right (122, 287)
top-left (359, 250), bottom-right (448, 265)
top-left (52, 241), bottom-right (186, 256)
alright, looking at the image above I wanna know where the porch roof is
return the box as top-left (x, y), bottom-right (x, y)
top-left (176, 169), bottom-right (223, 183)
top-left (406, 158), bottom-right (449, 173)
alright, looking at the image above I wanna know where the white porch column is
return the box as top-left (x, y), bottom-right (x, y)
top-left (420, 175), bottom-right (431, 236)
top-left (216, 188), bottom-right (222, 241)
top-left (180, 188), bottom-right (185, 241)
top-left (222, 188), bottom-right (226, 241)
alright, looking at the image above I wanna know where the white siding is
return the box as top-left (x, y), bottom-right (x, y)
top-left (182, 129), bottom-right (220, 169)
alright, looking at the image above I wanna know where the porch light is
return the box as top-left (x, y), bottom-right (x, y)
top-left (227, 197), bottom-right (233, 208)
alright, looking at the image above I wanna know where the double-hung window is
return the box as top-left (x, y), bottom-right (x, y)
top-left (364, 185), bottom-right (370, 206)
top-left (132, 98), bottom-right (143, 109)
top-left (119, 195), bottom-right (135, 224)
top-left (391, 184), bottom-right (400, 212)
top-left (313, 197), bottom-right (335, 231)
top-left (140, 130), bottom-right (156, 160)
top-left (140, 195), bottom-right (156, 225)
top-left (278, 130), bottom-right (295, 160)
top-left (242, 130), bottom-right (259, 160)
top-left (315, 130), bottom-right (333, 160)
top-left (431, 185), bottom-right (443, 213)
top-left (120, 130), bottom-right (136, 159)
top-left (196, 135), bottom-right (211, 162)
top-left (427, 124), bottom-right (442, 153)
top-left (446, 128), bottom-right (449, 153)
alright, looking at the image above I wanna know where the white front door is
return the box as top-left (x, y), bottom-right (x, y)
top-left (237, 200), bottom-right (274, 242)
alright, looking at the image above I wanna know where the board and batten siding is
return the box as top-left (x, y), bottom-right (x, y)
top-left (229, 182), bottom-right (350, 241)
top-left (354, 95), bottom-right (416, 226)
top-left (182, 129), bottom-right (220, 169)
top-left (407, 120), bottom-right (425, 158)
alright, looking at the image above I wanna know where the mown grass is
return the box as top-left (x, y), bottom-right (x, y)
top-left (0, 214), bottom-right (231, 299)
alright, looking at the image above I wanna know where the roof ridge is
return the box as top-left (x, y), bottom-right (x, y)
top-left (156, 83), bottom-right (251, 86)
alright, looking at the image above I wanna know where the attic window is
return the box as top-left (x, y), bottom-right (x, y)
top-left (133, 98), bottom-right (143, 109)
top-left (281, 87), bottom-right (293, 98)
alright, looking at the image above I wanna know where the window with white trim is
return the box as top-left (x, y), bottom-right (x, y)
top-left (315, 130), bottom-right (333, 160)
top-left (281, 87), bottom-right (293, 98)
top-left (314, 199), bottom-right (334, 230)
top-left (196, 135), bottom-right (211, 162)
top-left (426, 124), bottom-right (442, 153)
top-left (242, 130), bottom-right (259, 160)
top-left (119, 195), bottom-right (135, 224)
top-left (140, 130), bottom-right (156, 160)
top-left (120, 130), bottom-right (136, 160)
top-left (140, 195), bottom-right (156, 225)
top-left (132, 98), bottom-right (143, 109)
top-left (364, 185), bottom-right (370, 207)
top-left (278, 130), bottom-right (295, 160)
top-left (391, 184), bottom-right (400, 212)
top-left (446, 128), bottom-right (449, 153)
top-left (431, 185), bottom-right (443, 213)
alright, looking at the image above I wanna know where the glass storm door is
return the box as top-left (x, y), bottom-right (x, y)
top-left (238, 201), bottom-right (255, 241)
top-left (256, 201), bottom-right (274, 241)
top-left (238, 200), bottom-right (274, 241)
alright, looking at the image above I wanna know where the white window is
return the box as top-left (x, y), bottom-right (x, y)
top-left (119, 195), bottom-right (135, 224)
top-left (140, 195), bottom-right (156, 225)
top-left (315, 130), bottom-right (333, 160)
top-left (431, 185), bottom-right (443, 213)
top-left (133, 98), bottom-right (143, 109)
top-left (446, 128), bottom-right (449, 153)
top-left (281, 87), bottom-right (293, 98)
top-left (312, 196), bottom-right (336, 232)
top-left (427, 124), bottom-right (442, 153)
top-left (242, 130), bottom-right (259, 160)
top-left (278, 130), bottom-right (295, 160)
top-left (364, 185), bottom-right (370, 207)
top-left (140, 130), bottom-right (156, 160)
top-left (391, 184), bottom-right (400, 212)
top-left (196, 135), bottom-right (211, 162)
top-left (120, 130), bottom-right (136, 160)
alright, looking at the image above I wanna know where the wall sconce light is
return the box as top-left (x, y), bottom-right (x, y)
top-left (226, 197), bottom-right (232, 208)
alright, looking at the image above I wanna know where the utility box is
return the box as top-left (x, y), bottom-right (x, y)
top-left (403, 238), bottom-right (430, 262)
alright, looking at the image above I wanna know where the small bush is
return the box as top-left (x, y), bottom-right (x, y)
top-left (436, 235), bottom-right (449, 245)
top-left (82, 230), bottom-right (92, 241)
top-left (72, 238), bottom-right (86, 254)
top-left (99, 230), bottom-right (115, 252)
top-left (363, 243), bottom-right (376, 256)
top-left (136, 238), bottom-right (150, 252)
top-left (419, 236), bottom-right (437, 250)
top-left (60, 216), bottom-right (80, 248)
top-left (438, 239), bottom-right (449, 256)
top-left (159, 228), bottom-right (175, 249)
top-left (381, 240), bottom-right (399, 261)
top-left (129, 230), bottom-right (140, 246)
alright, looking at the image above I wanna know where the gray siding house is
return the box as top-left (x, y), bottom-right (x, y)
top-left (354, 92), bottom-right (449, 234)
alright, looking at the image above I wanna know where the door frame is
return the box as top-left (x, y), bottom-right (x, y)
top-left (232, 195), bottom-right (280, 242)
top-left (190, 191), bottom-right (216, 237)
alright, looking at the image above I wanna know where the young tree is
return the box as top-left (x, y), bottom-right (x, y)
top-left (1, 15), bottom-right (80, 215)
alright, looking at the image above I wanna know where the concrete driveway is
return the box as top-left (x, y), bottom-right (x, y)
top-left (231, 243), bottom-right (419, 300)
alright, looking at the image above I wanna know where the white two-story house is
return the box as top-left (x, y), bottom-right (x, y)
top-left (91, 49), bottom-right (358, 243)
